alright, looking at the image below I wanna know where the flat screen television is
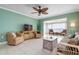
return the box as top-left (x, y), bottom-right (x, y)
top-left (24, 24), bottom-right (32, 31)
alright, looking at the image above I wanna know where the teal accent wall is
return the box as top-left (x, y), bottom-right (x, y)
top-left (0, 8), bottom-right (39, 42)
top-left (39, 12), bottom-right (79, 35)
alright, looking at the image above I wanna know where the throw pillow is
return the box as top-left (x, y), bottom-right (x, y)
top-left (12, 32), bottom-right (16, 38)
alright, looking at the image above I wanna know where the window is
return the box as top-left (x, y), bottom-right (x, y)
top-left (47, 23), bottom-right (67, 33)
top-left (43, 18), bottom-right (67, 37)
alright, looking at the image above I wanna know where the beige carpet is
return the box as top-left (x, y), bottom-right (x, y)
top-left (0, 38), bottom-right (57, 55)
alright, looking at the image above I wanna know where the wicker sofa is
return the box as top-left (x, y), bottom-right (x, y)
top-left (57, 38), bottom-right (79, 55)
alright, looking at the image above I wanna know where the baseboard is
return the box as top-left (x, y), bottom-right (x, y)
top-left (0, 41), bottom-right (7, 44)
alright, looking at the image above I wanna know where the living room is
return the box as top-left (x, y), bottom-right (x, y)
top-left (0, 4), bottom-right (79, 55)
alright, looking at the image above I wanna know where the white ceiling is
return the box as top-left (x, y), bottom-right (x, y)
top-left (0, 4), bottom-right (79, 19)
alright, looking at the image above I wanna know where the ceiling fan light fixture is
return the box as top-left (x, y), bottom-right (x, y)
top-left (31, 6), bottom-right (48, 16)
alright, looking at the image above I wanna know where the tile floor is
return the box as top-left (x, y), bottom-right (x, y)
top-left (0, 38), bottom-right (57, 55)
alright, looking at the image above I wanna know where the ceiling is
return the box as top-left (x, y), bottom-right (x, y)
top-left (0, 4), bottom-right (79, 19)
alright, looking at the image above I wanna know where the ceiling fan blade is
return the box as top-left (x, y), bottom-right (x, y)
top-left (42, 12), bottom-right (48, 15)
top-left (42, 7), bottom-right (48, 12)
top-left (33, 7), bottom-right (39, 11)
top-left (31, 12), bottom-right (38, 14)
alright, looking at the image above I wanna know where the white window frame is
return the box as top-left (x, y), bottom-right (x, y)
top-left (43, 18), bottom-right (67, 37)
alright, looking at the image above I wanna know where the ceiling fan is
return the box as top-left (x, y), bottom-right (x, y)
top-left (31, 6), bottom-right (48, 16)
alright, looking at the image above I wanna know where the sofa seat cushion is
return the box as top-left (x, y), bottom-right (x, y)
top-left (23, 34), bottom-right (30, 40)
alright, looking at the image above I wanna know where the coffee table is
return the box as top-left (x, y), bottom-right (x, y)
top-left (43, 37), bottom-right (58, 51)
